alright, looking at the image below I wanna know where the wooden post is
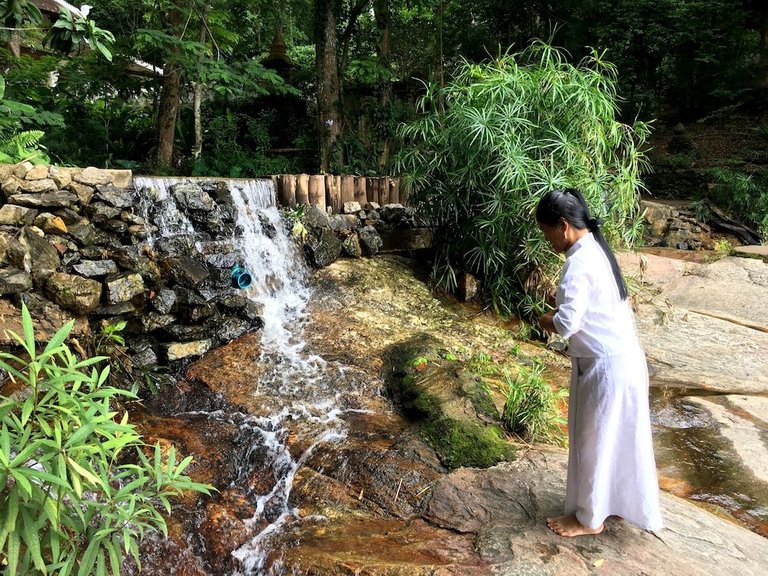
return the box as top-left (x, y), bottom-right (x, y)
top-left (365, 177), bottom-right (377, 204)
top-left (325, 174), bottom-right (342, 214)
top-left (309, 175), bottom-right (326, 210)
top-left (341, 175), bottom-right (356, 206)
top-left (277, 174), bottom-right (296, 207)
top-left (389, 177), bottom-right (400, 204)
top-left (271, 175), bottom-right (279, 205)
top-left (380, 177), bottom-right (391, 205)
top-left (354, 176), bottom-right (368, 206)
top-left (296, 174), bottom-right (310, 205)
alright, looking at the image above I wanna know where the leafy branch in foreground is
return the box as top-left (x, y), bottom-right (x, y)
top-left (396, 41), bottom-right (650, 320)
top-left (0, 304), bottom-right (212, 576)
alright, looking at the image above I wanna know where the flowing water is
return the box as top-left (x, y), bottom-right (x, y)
top-left (132, 177), bottom-right (364, 574)
top-left (651, 388), bottom-right (768, 536)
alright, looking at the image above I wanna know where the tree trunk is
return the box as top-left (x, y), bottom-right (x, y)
top-left (374, 0), bottom-right (392, 172)
top-left (192, 9), bottom-right (209, 160)
top-left (156, 63), bottom-right (182, 170)
top-left (155, 10), bottom-right (183, 170)
top-left (316, 0), bottom-right (343, 173)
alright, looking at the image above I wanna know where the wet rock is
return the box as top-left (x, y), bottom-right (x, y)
top-left (102, 218), bottom-right (129, 235)
top-left (198, 501), bottom-right (249, 574)
top-left (212, 316), bottom-right (252, 343)
top-left (130, 340), bottom-right (158, 369)
top-left (171, 183), bottom-right (216, 212)
top-left (358, 225), bottom-right (383, 256)
top-left (185, 332), bottom-right (265, 400)
top-left (34, 212), bottom-right (68, 235)
top-left (364, 202), bottom-right (381, 211)
top-left (95, 184), bottom-right (134, 208)
top-left (0, 204), bottom-right (37, 226)
top-left (164, 340), bottom-right (212, 361)
top-left (151, 288), bottom-right (177, 314)
top-left (76, 167), bottom-right (113, 186)
top-left (0, 267), bottom-right (32, 295)
top-left (92, 301), bottom-right (137, 317)
top-left (685, 396), bottom-right (768, 483)
top-left (642, 200), bottom-right (674, 237)
top-left (73, 259), bottom-right (118, 278)
top-left (304, 228), bottom-right (342, 268)
top-left (163, 324), bottom-right (208, 341)
top-left (161, 255), bottom-right (209, 288)
top-left (134, 312), bottom-right (176, 334)
top-left (85, 202), bottom-right (122, 223)
top-left (44, 272), bottom-right (102, 314)
top-left (105, 273), bottom-right (146, 304)
top-left (8, 191), bottom-right (78, 209)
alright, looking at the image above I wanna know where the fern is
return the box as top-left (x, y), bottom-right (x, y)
top-left (0, 129), bottom-right (48, 164)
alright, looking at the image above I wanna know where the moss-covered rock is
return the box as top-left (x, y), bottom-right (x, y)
top-left (384, 335), bottom-right (515, 470)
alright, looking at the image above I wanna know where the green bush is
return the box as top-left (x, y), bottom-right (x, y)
top-left (396, 41), bottom-right (650, 319)
top-left (705, 168), bottom-right (768, 239)
top-left (0, 305), bottom-right (212, 575)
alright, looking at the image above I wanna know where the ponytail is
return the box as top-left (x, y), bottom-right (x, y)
top-left (536, 188), bottom-right (628, 300)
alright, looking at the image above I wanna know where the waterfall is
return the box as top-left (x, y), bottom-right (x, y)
top-left (132, 176), bottom-right (349, 575)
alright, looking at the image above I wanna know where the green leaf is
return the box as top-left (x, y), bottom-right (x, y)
top-left (10, 468), bottom-right (33, 497)
top-left (21, 507), bottom-right (47, 574)
top-left (77, 535), bottom-right (101, 576)
top-left (21, 302), bottom-right (35, 357)
top-left (4, 488), bottom-right (19, 534)
top-left (7, 530), bottom-right (20, 574)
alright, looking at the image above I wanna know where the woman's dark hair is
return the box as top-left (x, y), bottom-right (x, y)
top-left (536, 188), bottom-right (628, 300)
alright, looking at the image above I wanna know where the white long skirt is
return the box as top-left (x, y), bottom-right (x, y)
top-left (565, 349), bottom-right (664, 531)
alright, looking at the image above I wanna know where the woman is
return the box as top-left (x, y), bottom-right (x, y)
top-left (536, 188), bottom-right (663, 537)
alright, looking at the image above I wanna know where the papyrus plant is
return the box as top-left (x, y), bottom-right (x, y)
top-left (397, 41), bottom-right (651, 319)
top-left (0, 304), bottom-right (212, 575)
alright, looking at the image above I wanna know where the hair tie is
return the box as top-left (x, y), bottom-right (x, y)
top-left (587, 217), bottom-right (604, 231)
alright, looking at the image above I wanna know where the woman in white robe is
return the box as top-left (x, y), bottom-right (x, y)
top-left (536, 188), bottom-right (663, 537)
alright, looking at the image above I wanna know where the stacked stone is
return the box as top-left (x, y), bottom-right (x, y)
top-left (0, 163), bottom-right (261, 370)
top-left (302, 201), bottom-right (430, 268)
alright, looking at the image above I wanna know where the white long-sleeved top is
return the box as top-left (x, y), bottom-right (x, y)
top-left (552, 233), bottom-right (639, 358)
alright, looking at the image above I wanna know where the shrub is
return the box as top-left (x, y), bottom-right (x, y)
top-left (396, 41), bottom-right (650, 319)
top-left (502, 359), bottom-right (567, 445)
top-left (0, 304), bottom-right (212, 575)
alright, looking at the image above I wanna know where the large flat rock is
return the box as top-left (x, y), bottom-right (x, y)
top-left (619, 253), bottom-right (768, 394)
top-left (426, 451), bottom-right (768, 576)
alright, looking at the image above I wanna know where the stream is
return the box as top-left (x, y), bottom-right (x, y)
top-left (129, 177), bottom-right (767, 574)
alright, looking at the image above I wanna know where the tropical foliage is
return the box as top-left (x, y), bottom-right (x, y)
top-left (0, 305), bottom-right (212, 575)
top-left (396, 42), bottom-right (650, 318)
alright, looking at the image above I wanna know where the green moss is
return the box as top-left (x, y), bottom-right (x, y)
top-left (458, 370), bottom-right (499, 420)
top-left (421, 417), bottom-right (515, 469)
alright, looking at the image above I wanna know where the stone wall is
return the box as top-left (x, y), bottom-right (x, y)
top-left (0, 164), bottom-right (261, 377)
top-left (0, 163), bottom-right (433, 384)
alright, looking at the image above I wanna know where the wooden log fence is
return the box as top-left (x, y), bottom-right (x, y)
top-left (273, 174), bottom-right (405, 211)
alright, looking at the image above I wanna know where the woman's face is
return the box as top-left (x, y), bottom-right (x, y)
top-left (539, 219), bottom-right (568, 253)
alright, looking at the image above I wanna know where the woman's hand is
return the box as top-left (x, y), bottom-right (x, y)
top-left (539, 309), bottom-right (557, 334)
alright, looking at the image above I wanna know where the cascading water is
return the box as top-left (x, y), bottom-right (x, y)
top-left (132, 176), bottom-right (355, 574)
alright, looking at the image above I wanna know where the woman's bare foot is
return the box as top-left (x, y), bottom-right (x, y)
top-left (546, 514), bottom-right (604, 537)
